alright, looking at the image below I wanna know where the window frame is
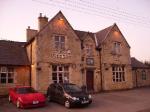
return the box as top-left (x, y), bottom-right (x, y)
top-left (85, 44), bottom-right (93, 57)
top-left (112, 42), bottom-right (121, 55)
top-left (112, 65), bottom-right (125, 83)
top-left (52, 65), bottom-right (69, 83)
top-left (141, 70), bottom-right (146, 80)
top-left (54, 35), bottom-right (65, 50)
top-left (0, 66), bottom-right (14, 84)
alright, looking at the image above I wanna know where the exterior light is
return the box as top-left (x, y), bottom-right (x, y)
top-left (114, 31), bottom-right (119, 36)
top-left (59, 17), bottom-right (64, 21)
top-left (31, 64), bottom-right (34, 68)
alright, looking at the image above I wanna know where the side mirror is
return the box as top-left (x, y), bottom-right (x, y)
top-left (81, 85), bottom-right (87, 92)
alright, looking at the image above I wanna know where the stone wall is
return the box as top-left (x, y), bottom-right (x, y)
top-left (0, 66), bottom-right (30, 95)
top-left (132, 69), bottom-right (150, 87)
top-left (101, 26), bottom-right (133, 90)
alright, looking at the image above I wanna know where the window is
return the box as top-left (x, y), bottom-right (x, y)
top-left (86, 58), bottom-right (94, 65)
top-left (141, 70), bottom-right (146, 80)
top-left (54, 35), bottom-right (65, 50)
top-left (52, 65), bottom-right (69, 83)
top-left (0, 67), bottom-right (14, 84)
top-left (112, 42), bottom-right (121, 55)
top-left (112, 65), bottom-right (125, 82)
top-left (85, 44), bottom-right (93, 56)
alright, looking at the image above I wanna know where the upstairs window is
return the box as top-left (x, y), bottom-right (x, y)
top-left (55, 35), bottom-right (65, 50)
top-left (141, 70), bottom-right (146, 80)
top-left (85, 44), bottom-right (93, 56)
top-left (0, 67), bottom-right (14, 84)
top-left (112, 42), bottom-right (121, 55)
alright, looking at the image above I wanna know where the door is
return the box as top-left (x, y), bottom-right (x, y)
top-left (55, 85), bottom-right (64, 104)
top-left (86, 70), bottom-right (94, 91)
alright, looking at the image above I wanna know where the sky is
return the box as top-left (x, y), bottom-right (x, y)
top-left (0, 0), bottom-right (150, 61)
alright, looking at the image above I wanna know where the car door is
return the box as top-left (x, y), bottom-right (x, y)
top-left (49, 84), bottom-right (57, 101)
top-left (55, 85), bottom-right (64, 104)
top-left (10, 88), bottom-right (18, 103)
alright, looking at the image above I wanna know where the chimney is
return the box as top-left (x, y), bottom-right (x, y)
top-left (38, 13), bottom-right (48, 31)
top-left (26, 26), bottom-right (38, 42)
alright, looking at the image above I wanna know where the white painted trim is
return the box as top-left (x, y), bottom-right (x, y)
top-left (94, 33), bottom-right (98, 47)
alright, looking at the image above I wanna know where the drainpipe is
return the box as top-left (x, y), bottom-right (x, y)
top-left (135, 69), bottom-right (138, 88)
top-left (94, 34), bottom-right (103, 91)
top-left (99, 48), bottom-right (103, 91)
top-left (29, 44), bottom-right (32, 86)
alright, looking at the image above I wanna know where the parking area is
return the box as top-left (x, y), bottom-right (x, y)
top-left (0, 87), bottom-right (150, 112)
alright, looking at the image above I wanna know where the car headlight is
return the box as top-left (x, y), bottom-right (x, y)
top-left (88, 94), bottom-right (92, 99)
top-left (72, 97), bottom-right (79, 101)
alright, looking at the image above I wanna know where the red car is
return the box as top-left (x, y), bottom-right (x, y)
top-left (8, 86), bottom-right (46, 108)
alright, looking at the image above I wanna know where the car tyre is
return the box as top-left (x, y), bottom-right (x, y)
top-left (47, 95), bottom-right (51, 102)
top-left (65, 100), bottom-right (71, 108)
top-left (16, 100), bottom-right (21, 108)
top-left (8, 95), bottom-right (11, 103)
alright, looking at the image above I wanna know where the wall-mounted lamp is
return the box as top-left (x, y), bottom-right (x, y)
top-left (59, 17), bottom-right (64, 21)
top-left (31, 64), bottom-right (34, 68)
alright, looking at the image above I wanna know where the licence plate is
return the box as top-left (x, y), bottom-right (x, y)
top-left (82, 100), bottom-right (89, 104)
top-left (33, 101), bottom-right (39, 104)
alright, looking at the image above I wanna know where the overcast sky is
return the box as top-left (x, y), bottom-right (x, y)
top-left (0, 0), bottom-right (150, 61)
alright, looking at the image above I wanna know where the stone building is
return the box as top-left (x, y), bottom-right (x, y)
top-left (0, 41), bottom-right (30, 95)
top-left (0, 11), bottom-right (149, 95)
top-left (131, 57), bottom-right (150, 88)
top-left (25, 11), bottom-right (133, 93)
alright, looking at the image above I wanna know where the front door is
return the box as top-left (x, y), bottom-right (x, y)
top-left (86, 70), bottom-right (94, 91)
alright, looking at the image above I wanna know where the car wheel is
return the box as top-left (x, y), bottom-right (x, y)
top-left (16, 100), bottom-right (21, 108)
top-left (8, 95), bottom-right (11, 102)
top-left (47, 95), bottom-right (51, 102)
top-left (65, 100), bottom-right (71, 108)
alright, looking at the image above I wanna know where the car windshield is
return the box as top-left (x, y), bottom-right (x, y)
top-left (63, 84), bottom-right (82, 93)
top-left (16, 87), bottom-right (37, 94)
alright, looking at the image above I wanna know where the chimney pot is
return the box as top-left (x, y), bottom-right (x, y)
top-left (39, 13), bottom-right (42, 17)
top-left (28, 26), bottom-right (30, 29)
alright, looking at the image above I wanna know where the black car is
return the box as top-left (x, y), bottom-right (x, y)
top-left (47, 83), bottom-right (92, 108)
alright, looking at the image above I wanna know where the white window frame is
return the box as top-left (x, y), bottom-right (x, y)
top-left (54, 35), bottom-right (65, 50)
top-left (113, 42), bottom-right (121, 55)
top-left (52, 65), bottom-right (69, 83)
top-left (0, 66), bottom-right (14, 84)
top-left (112, 65), bottom-right (125, 82)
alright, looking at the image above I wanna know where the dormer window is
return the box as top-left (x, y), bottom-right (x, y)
top-left (55, 35), bottom-right (65, 50)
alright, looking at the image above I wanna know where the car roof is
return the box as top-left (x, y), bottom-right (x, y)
top-left (15, 86), bottom-right (32, 89)
top-left (50, 83), bottom-right (76, 87)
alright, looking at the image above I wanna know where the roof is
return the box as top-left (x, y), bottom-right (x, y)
top-left (0, 40), bottom-right (30, 66)
top-left (26, 11), bottom-right (81, 45)
top-left (131, 57), bottom-right (148, 69)
top-left (96, 25), bottom-right (114, 46)
top-left (74, 30), bottom-right (94, 41)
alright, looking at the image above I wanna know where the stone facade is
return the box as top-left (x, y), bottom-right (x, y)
top-left (131, 57), bottom-right (150, 88)
top-left (132, 69), bottom-right (150, 87)
top-left (100, 26), bottom-right (133, 90)
top-left (25, 11), bottom-right (134, 93)
top-left (1, 11), bottom-right (150, 96)
top-left (0, 66), bottom-right (30, 95)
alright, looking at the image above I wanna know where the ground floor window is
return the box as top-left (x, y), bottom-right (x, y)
top-left (0, 66), bottom-right (14, 84)
top-left (112, 65), bottom-right (125, 82)
top-left (141, 70), bottom-right (146, 80)
top-left (52, 65), bottom-right (69, 83)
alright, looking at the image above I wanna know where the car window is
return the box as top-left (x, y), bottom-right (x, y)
top-left (50, 84), bottom-right (57, 90)
top-left (16, 87), bottom-right (37, 94)
top-left (63, 84), bottom-right (82, 93)
top-left (57, 85), bottom-right (63, 92)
